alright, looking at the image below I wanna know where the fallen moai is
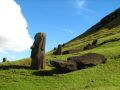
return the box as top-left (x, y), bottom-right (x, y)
top-left (50, 53), bottom-right (107, 71)
top-left (84, 39), bottom-right (98, 50)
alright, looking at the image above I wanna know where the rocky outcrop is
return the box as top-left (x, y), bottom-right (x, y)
top-left (84, 39), bottom-right (98, 50)
top-left (50, 53), bottom-right (107, 71)
top-left (50, 60), bottom-right (67, 69)
top-left (31, 32), bottom-right (46, 70)
top-left (63, 49), bottom-right (81, 55)
top-left (62, 50), bottom-right (70, 55)
top-left (67, 53), bottom-right (106, 67)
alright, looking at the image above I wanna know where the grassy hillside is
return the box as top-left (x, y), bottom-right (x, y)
top-left (0, 9), bottom-right (120, 90)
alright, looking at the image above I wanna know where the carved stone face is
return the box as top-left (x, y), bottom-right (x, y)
top-left (31, 32), bottom-right (46, 58)
top-left (36, 33), bottom-right (45, 51)
top-left (31, 32), bottom-right (42, 49)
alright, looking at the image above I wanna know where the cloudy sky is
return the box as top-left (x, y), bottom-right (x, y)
top-left (0, 0), bottom-right (120, 61)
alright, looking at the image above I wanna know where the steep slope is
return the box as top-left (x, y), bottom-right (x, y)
top-left (62, 8), bottom-right (120, 52)
top-left (46, 8), bottom-right (120, 67)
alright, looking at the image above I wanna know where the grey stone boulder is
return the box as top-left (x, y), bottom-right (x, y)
top-left (67, 53), bottom-right (107, 69)
top-left (50, 53), bottom-right (107, 72)
top-left (50, 60), bottom-right (67, 69)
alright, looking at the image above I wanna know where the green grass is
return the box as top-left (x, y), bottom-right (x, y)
top-left (0, 11), bottom-right (120, 90)
top-left (0, 39), bottom-right (120, 90)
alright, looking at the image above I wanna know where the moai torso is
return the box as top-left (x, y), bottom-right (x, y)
top-left (57, 44), bottom-right (62, 55)
top-left (31, 32), bottom-right (46, 70)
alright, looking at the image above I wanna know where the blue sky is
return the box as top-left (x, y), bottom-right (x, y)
top-left (0, 0), bottom-right (120, 61)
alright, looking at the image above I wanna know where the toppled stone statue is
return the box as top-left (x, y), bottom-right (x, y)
top-left (67, 53), bottom-right (106, 70)
top-left (53, 44), bottom-right (62, 55)
top-left (84, 39), bottom-right (98, 50)
top-left (50, 60), bottom-right (67, 69)
top-left (62, 50), bottom-right (70, 55)
top-left (3, 57), bottom-right (7, 62)
top-left (31, 32), bottom-right (46, 70)
top-left (50, 53), bottom-right (107, 71)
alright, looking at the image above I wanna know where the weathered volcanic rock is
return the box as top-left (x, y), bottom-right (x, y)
top-left (53, 44), bottom-right (62, 55)
top-left (3, 57), bottom-right (7, 62)
top-left (67, 53), bottom-right (107, 69)
top-left (50, 53), bottom-right (107, 71)
top-left (92, 39), bottom-right (98, 46)
top-left (66, 60), bottom-right (78, 71)
top-left (50, 60), bottom-right (67, 69)
top-left (31, 32), bottom-right (46, 70)
top-left (84, 39), bottom-right (98, 50)
top-left (62, 50), bottom-right (70, 55)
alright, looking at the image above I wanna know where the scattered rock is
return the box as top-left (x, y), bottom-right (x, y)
top-left (84, 39), bottom-right (98, 50)
top-left (31, 32), bottom-right (46, 70)
top-left (83, 43), bottom-right (95, 50)
top-left (99, 38), bottom-right (120, 46)
top-left (63, 49), bottom-right (81, 55)
top-left (50, 60), bottom-right (67, 69)
top-left (66, 60), bottom-right (78, 71)
top-left (50, 53), bottom-right (107, 72)
top-left (62, 50), bottom-right (70, 55)
top-left (67, 53), bottom-right (107, 69)
top-left (92, 39), bottom-right (98, 46)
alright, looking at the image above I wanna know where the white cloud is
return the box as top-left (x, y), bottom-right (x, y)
top-left (75, 0), bottom-right (86, 9)
top-left (0, 48), bottom-right (8, 54)
top-left (0, 0), bottom-right (33, 53)
top-left (75, 0), bottom-right (95, 13)
top-left (74, 0), bottom-right (95, 25)
top-left (63, 28), bottom-right (75, 34)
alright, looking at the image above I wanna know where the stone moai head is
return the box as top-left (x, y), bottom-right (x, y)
top-left (3, 57), bottom-right (7, 62)
top-left (56, 44), bottom-right (62, 55)
top-left (92, 39), bottom-right (98, 46)
top-left (31, 32), bottom-right (46, 70)
top-left (58, 44), bottom-right (62, 54)
top-left (53, 44), bottom-right (62, 55)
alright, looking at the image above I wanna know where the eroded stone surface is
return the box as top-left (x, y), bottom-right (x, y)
top-left (31, 32), bottom-right (46, 70)
top-left (50, 53), bottom-right (107, 71)
top-left (3, 57), bottom-right (7, 62)
top-left (53, 44), bottom-right (62, 55)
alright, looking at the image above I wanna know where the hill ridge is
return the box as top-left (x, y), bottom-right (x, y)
top-left (67, 8), bottom-right (120, 44)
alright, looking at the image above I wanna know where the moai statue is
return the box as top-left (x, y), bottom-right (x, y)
top-left (31, 32), bottom-right (46, 70)
top-left (53, 44), bottom-right (62, 55)
top-left (3, 57), bottom-right (7, 62)
top-left (92, 39), bottom-right (98, 46)
top-left (57, 44), bottom-right (62, 55)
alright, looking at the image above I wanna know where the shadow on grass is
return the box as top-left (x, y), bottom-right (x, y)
top-left (33, 69), bottom-right (70, 76)
top-left (0, 65), bottom-right (30, 70)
